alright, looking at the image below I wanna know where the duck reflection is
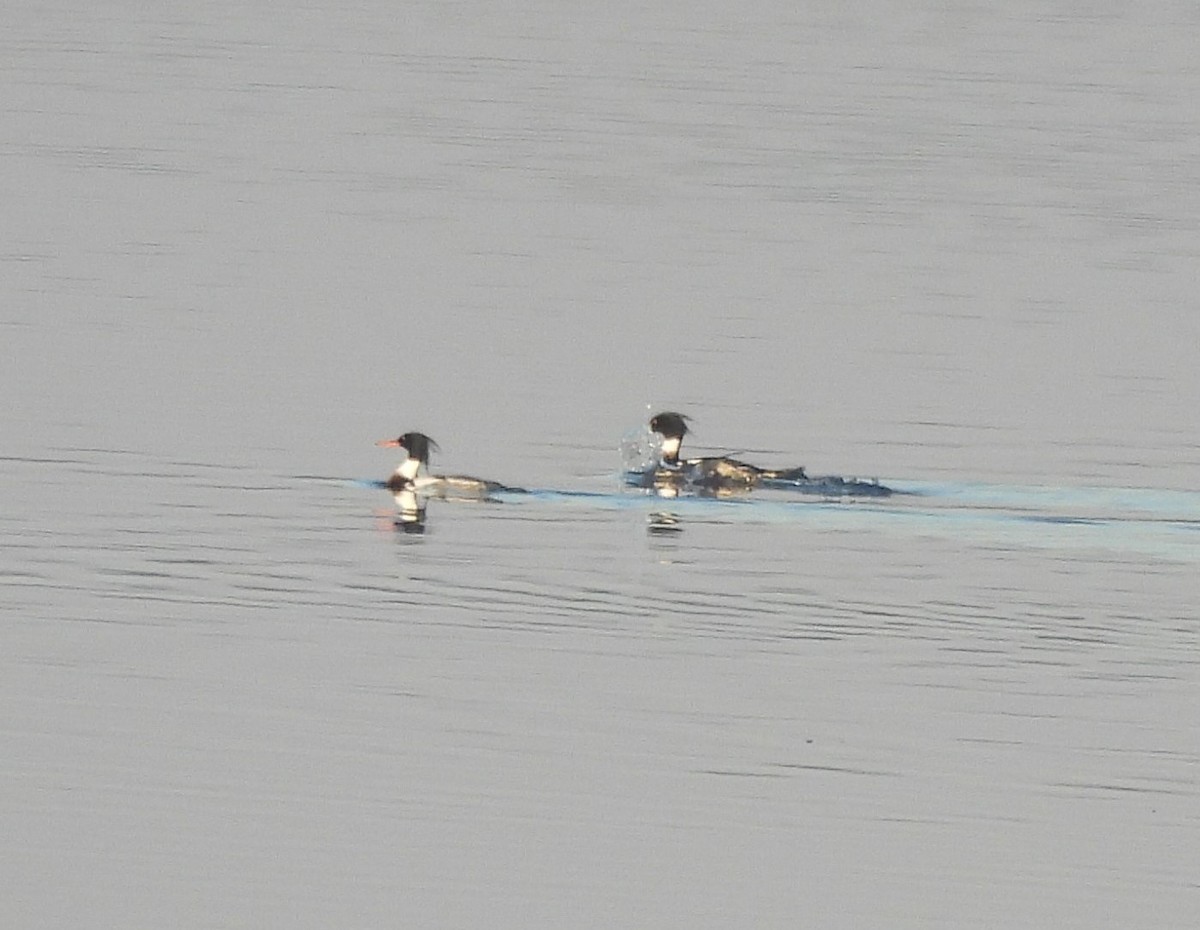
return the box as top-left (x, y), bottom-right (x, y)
top-left (390, 488), bottom-right (427, 534)
top-left (385, 483), bottom-right (518, 534)
top-left (647, 511), bottom-right (683, 534)
top-left (639, 481), bottom-right (756, 534)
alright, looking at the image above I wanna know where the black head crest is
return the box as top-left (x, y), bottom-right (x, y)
top-left (399, 432), bottom-right (439, 463)
top-left (649, 411), bottom-right (690, 440)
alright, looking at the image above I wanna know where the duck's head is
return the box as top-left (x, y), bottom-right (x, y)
top-left (377, 431), bottom-right (440, 482)
top-left (376, 431), bottom-right (440, 464)
top-left (649, 411), bottom-right (690, 440)
top-left (648, 412), bottom-right (689, 466)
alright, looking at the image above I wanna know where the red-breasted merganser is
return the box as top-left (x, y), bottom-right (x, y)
top-left (629, 411), bottom-right (892, 497)
top-left (376, 432), bottom-right (521, 498)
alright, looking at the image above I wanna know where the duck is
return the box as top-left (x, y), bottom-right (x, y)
top-left (376, 432), bottom-right (521, 498)
top-left (631, 411), bottom-right (892, 497)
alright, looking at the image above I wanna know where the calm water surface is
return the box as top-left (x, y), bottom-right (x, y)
top-left (3, 2), bottom-right (1198, 927)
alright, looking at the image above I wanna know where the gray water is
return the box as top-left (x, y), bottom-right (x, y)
top-left (3, 2), bottom-right (1199, 927)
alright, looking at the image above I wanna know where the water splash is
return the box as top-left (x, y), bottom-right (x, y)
top-left (619, 423), bottom-right (661, 472)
